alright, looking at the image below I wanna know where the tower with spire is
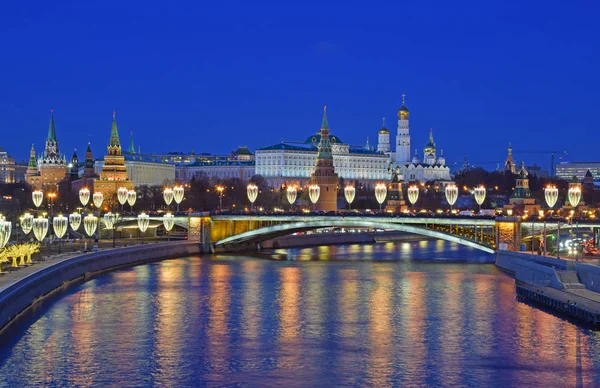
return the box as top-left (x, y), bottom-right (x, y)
top-left (27, 110), bottom-right (67, 189)
top-left (129, 130), bottom-right (135, 154)
top-left (310, 106), bottom-right (339, 211)
top-left (94, 112), bottom-right (134, 196)
top-left (395, 94), bottom-right (411, 164)
top-left (504, 142), bottom-right (517, 174)
top-left (377, 118), bottom-right (391, 154)
top-left (69, 149), bottom-right (79, 181)
top-left (423, 128), bottom-right (437, 165)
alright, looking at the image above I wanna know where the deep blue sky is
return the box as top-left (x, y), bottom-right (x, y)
top-left (1, 0), bottom-right (599, 171)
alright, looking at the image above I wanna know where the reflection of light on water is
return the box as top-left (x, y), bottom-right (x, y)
top-left (339, 268), bottom-right (359, 338)
top-left (402, 272), bottom-right (427, 385)
top-left (207, 263), bottom-right (231, 377)
top-left (440, 271), bottom-right (465, 386)
top-left (305, 265), bottom-right (325, 337)
top-left (242, 260), bottom-right (262, 340)
top-left (366, 271), bottom-right (393, 386)
top-left (278, 266), bottom-right (301, 340)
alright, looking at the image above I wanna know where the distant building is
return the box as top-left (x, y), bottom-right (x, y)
top-left (504, 162), bottom-right (540, 215)
top-left (526, 164), bottom-right (548, 178)
top-left (175, 160), bottom-right (254, 182)
top-left (556, 162), bottom-right (600, 181)
top-left (71, 143), bottom-right (98, 192)
top-left (504, 143), bottom-right (517, 174)
top-left (399, 129), bottom-right (451, 182)
top-left (0, 148), bottom-right (25, 183)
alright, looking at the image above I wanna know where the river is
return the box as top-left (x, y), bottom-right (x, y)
top-left (0, 240), bottom-right (599, 387)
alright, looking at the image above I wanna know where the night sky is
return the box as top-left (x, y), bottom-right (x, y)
top-left (2, 0), bottom-right (599, 171)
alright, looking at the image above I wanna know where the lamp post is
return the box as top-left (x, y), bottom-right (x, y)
top-left (83, 214), bottom-right (98, 252)
top-left (0, 221), bottom-right (10, 251)
top-left (216, 185), bottom-right (225, 211)
top-left (32, 216), bottom-right (48, 243)
top-left (137, 213), bottom-right (149, 244)
top-left (344, 185), bottom-right (356, 211)
top-left (32, 190), bottom-right (43, 209)
top-left (53, 214), bottom-right (68, 253)
top-left (568, 185), bottom-right (581, 260)
top-left (117, 187), bottom-right (128, 213)
top-left (163, 213), bottom-right (175, 241)
top-left (47, 192), bottom-right (57, 216)
top-left (309, 184), bottom-right (320, 211)
top-left (163, 187), bottom-right (174, 209)
top-left (173, 186), bottom-right (184, 213)
top-left (544, 186), bottom-right (559, 209)
top-left (127, 190), bottom-right (137, 213)
top-left (69, 213), bottom-right (81, 232)
top-left (20, 213), bottom-right (33, 240)
top-left (286, 186), bottom-right (297, 211)
top-left (79, 188), bottom-right (90, 208)
top-left (247, 184), bottom-right (258, 212)
top-left (473, 186), bottom-right (486, 212)
top-left (374, 183), bottom-right (387, 213)
top-left (92, 192), bottom-right (104, 209)
top-left (407, 185), bottom-right (419, 211)
top-left (445, 184), bottom-right (458, 213)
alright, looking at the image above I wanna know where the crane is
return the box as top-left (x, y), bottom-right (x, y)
top-left (513, 149), bottom-right (568, 178)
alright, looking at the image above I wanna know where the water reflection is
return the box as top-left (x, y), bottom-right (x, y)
top-left (1, 240), bottom-right (600, 386)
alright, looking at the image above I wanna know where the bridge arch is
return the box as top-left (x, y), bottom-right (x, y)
top-left (214, 219), bottom-right (495, 253)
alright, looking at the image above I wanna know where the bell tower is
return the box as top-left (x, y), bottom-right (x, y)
top-left (395, 94), bottom-right (410, 164)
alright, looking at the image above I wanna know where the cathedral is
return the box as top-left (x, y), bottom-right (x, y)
top-left (377, 97), bottom-right (451, 183)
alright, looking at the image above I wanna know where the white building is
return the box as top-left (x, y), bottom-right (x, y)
top-left (175, 160), bottom-right (255, 182)
top-left (556, 162), bottom-right (600, 181)
top-left (255, 132), bottom-right (389, 188)
top-left (395, 96), bottom-right (411, 163)
top-left (399, 128), bottom-right (451, 182)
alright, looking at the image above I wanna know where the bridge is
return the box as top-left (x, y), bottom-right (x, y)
top-left (113, 214), bottom-right (597, 255)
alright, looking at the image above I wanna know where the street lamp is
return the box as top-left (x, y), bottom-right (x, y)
top-left (117, 187), bottom-right (128, 213)
top-left (374, 183), bottom-right (387, 213)
top-left (568, 186), bottom-right (581, 208)
top-left (32, 216), bottom-right (48, 242)
top-left (344, 185), bottom-right (356, 210)
top-left (173, 186), bottom-right (184, 212)
top-left (20, 213), bottom-right (33, 236)
top-left (445, 184), bottom-right (458, 213)
top-left (216, 185), bottom-right (224, 211)
top-left (32, 190), bottom-right (43, 208)
top-left (247, 184), bottom-right (258, 211)
top-left (163, 188), bottom-right (174, 207)
top-left (47, 192), bottom-right (57, 217)
top-left (69, 213), bottom-right (82, 231)
top-left (137, 213), bottom-right (149, 244)
top-left (308, 184), bottom-right (320, 211)
top-left (545, 185), bottom-right (559, 209)
top-left (407, 185), bottom-right (419, 210)
top-left (53, 214), bottom-right (68, 253)
top-left (0, 220), bottom-right (10, 249)
top-left (103, 212), bottom-right (118, 248)
top-left (92, 192), bottom-right (104, 209)
top-left (79, 188), bottom-right (90, 207)
top-left (474, 186), bottom-right (486, 212)
top-left (83, 214), bottom-right (98, 237)
top-left (286, 186), bottom-right (297, 210)
top-left (163, 212), bottom-right (174, 241)
top-left (127, 190), bottom-right (137, 213)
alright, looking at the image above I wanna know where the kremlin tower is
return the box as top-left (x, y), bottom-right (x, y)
top-left (377, 118), bottom-right (390, 154)
top-left (26, 110), bottom-right (67, 189)
top-left (395, 94), bottom-right (410, 163)
top-left (504, 143), bottom-right (517, 174)
top-left (310, 106), bottom-right (339, 212)
top-left (93, 112), bottom-right (134, 196)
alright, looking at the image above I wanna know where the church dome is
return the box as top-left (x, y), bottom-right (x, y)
top-left (378, 126), bottom-right (389, 135)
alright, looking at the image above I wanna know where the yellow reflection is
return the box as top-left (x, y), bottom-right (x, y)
top-left (403, 272), bottom-right (427, 385)
top-left (440, 271), bottom-right (464, 386)
top-left (279, 266), bottom-right (301, 340)
top-left (366, 271), bottom-right (393, 386)
top-left (242, 260), bottom-right (262, 340)
top-left (207, 262), bottom-right (231, 375)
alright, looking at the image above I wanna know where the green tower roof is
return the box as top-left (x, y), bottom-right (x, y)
top-left (109, 111), bottom-right (121, 148)
top-left (28, 144), bottom-right (37, 168)
top-left (47, 109), bottom-right (57, 142)
top-left (321, 105), bottom-right (328, 129)
top-left (129, 130), bottom-right (135, 154)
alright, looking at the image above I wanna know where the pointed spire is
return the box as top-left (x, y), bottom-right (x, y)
top-left (321, 105), bottom-right (328, 129)
top-left (108, 111), bottom-right (121, 152)
top-left (86, 142), bottom-right (92, 153)
top-left (129, 130), bottom-right (135, 154)
top-left (365, 137), bottom-right (371, 150)
top-left (28, 144), bottom-right (37, 168)
top-left (402, 94), bottom-right (406, 106)
top-left (47, 109), bottom-right (57, 142)
top-left (72, 149), bottom-right (78, 160)
top-left (382, 117), bottom-right (386, 127)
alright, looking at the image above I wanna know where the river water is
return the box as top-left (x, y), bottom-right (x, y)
top-left (1, 240), bottom-right (599, 387)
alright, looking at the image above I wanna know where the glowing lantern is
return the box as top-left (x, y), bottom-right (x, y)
top-left (407, 185), bottom-right (419, 206)
top-left (52, 215), bottom-right (68, 239)
top-left (20, 213), bottom-right (34, 234)
top-left (0, 221), bottom-right (11, 249)
top-left (117, 187), bottom-right (129, 206)
top-left (445, 184), bottom-right (458, 208)
top-left (163, 188), bottom-right (174, 206)
top-left (344, 186), bottom-right (356, 209)
top-left (32, 217), bottom-right (48, 242)
top-left (247, 184), bottom-right (258, 210)
top-left (173, 186), bottom-right (184, 205)
top-left (375, 183), bottom-right (387, 213)
top-left (309, 185), bottom-right (320, 209)
top-left (544, 186), bottom-right (559, 208)
top-left (137, 213), bottom-right (150, 233)
top-left (32, 190), bottom-right (43, 208)
top-left (286, 186), bottom-right (297, 206)
top-left (79, 188), bottom-right (90, 206)
top-left (103, 212), bottom-right (117, 229)
top-left (92, 192), bottom-right (104, 208)
top-left (127, 190), bottom-right (137, 207)
top-left (568, 186), bottom-right (581, 208)
top-left (69, 213), bottom-right (82, 231)
top-left (83, 214), bottom-right (98, 237)
top-left (474, 186), bottom-right (486, 206)
top-left (163, 213), bottom-right (175, 232)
